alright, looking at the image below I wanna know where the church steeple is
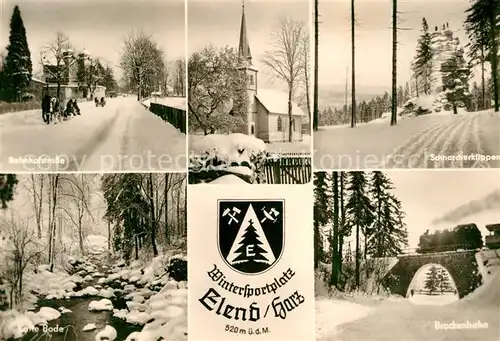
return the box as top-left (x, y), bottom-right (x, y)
top-left (238, 0), bottom-right (252, 65)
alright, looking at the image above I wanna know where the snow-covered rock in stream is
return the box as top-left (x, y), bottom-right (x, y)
top-left (113, 309), bottom-right (128, 319)
top-left (89, 298), bottom-right (114, 311)
top-left (126, 301), bottom-right (147, 312)
top-left (98, 288), bottom-right (115, 298)
top-left (76, 286), bottom-right (100, 297)
top-left (125, 311), bottom-right (150, 325)
top-left (58, 307), bottom-right (72, 314)
top-left (82, 323), bottom-right (97, 331)
top-left (95, 325), bottom-right (117, 341)
top-left (37, 307), bottom-right (61, 321)
top-left (84, 275), bottom-right (94, 281)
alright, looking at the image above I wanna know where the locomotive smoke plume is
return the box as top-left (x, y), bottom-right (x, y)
top-left (432, 190), bottom-right (500, 225)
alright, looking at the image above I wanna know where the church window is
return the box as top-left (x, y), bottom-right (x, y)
top-left (251, 124), bottom-right (255, 134)
top-left (291, 119), bottom-right (296, 131)
top-left (277, 116), bottom-right (283, 132)
top-left (249, 74), bottom-right (254, 85)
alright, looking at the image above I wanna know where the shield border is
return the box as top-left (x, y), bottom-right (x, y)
top-left (217, 199), bottom-right (285, 276)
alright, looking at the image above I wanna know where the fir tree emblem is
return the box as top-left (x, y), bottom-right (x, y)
top-left (218, 200), bottom-right (284, 275)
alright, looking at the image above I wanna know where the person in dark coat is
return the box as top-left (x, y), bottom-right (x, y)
top-left (41, 94), bottom-right (51, 124)
top-left (73, 99), bottom-right (80, 115)
top-left (410, 289), bottom-right (415, 297)
top-left (95, 97), bottom-right (99, 106)
top-left (100, 97), bottom-right (106, 106)
top-left (65, 99), bottom-right (74, 118)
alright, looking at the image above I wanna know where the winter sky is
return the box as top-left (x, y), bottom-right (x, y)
top-left (388, 170), bottom-right (500, 249)
top-left (319, 0), bottom-right (473, 91)
top-left (188, 0), bottom-right (310, 90)
top-left (1, 0), bottom-right (185, 80)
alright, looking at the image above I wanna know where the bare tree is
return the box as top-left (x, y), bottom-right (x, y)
top-left (40, 32), bottom-right (73, 98)
top-left (301, 34), bottom-right (311, 122)
top-left (262, 17), bottom-right (306, 142)
top-left (120, 30), bottom-right (164, 101)
top-left (27, 174), bottom-right (44, 239)
top-left (47, 174), bottom-right (60, 272)
top-left (0, 215), bottom-right (44, 309)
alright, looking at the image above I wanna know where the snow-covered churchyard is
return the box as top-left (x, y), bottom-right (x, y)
top-left (0, 173), bottom-right (188, 341)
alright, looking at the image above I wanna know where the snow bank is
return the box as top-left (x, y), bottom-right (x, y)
top-left (458, 267), bottom-right (500, 307)
top-left (209, 174), bottom-right (249, 184)
top-left (189, 133), bottom-right (266, 162)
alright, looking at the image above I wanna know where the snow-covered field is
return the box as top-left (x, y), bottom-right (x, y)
top-left (315, 110), bottom-right (500, 169)
top-left (0, 97), bottom-right (186, 172)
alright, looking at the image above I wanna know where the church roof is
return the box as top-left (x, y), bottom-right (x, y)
top-left (255, 89), bottom-right (307, 117)
top-left (238, 3), bottom-right (252, 64)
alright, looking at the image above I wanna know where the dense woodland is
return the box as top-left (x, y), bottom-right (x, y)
top-left (0, 173), bottom-right (186, 310)
top-left (314, 171), bottom-right (409, 292)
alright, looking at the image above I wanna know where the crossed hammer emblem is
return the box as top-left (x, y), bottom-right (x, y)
top-left (222, 207), bottom-right (242, 224)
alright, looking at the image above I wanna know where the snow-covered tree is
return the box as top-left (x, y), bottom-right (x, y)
top-left (0, 174), bottom-right (19, 209)
top-left (442, 50), bottom-right (471, 114)
top-left (368, 172), bottom-right (408, 258)
top-left (413, 17), bottom-right (433, 95)
top-left (345, 172), bottom-right (374, 288)
top-left (437, 268), bottom-right (451, 293)
top-left (313, 172), bottom-right (330, 268)
top-left (188, 46), bottom-right (248, 135)
top-left (40, 32), bottom-right (73, 99)
top-left (2, 5), bottom-right (32, 102)
top-left (424, 265), bottom-right (439, 294)
top-left (120, 30), bottom-right (165, 101)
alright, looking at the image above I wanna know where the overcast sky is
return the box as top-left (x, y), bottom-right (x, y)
top-left (188, 0), bottom-right (310, 89)
top-left (319, 0), bottom-right (472, 90)
top-left (388, 170), bottom-right (500, 249)
top-left (1, 0), bottom-right (185, 80)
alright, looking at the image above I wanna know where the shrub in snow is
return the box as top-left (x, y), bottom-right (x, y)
top-left (0, 311), bottom-right (35, 339)
top-left (167, 257), bottom-right (187, 282)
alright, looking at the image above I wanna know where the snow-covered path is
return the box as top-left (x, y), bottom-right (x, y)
top-left (0, 97), bottom-right (186, 172)
top-left (317, 297), bottom-right (500, 341)
top-left (314, 111), bottom-right (500, 169)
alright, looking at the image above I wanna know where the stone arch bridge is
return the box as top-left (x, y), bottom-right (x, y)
top-left (385, 250), bottom-right (482, 298)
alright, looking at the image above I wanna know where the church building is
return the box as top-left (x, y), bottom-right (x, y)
top-left (236, 3), bottom-right (306, 143)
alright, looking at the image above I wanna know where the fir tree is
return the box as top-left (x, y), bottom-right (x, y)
top-left (442, 50), bottom-right (471, 114)
top-left (413, 17), bottom-right (433, 95)
top-left (0, 174), bottom-right (19, 209)
top-left (464, 0), bottom-right (500, 112)
top-left (424, 265), bottom-right (439, 294)
top-left (368, 172), bottom-right (408, 257)
top-left (437, 268), bottom-right (451, 293)
top-left (314, 172), bottom-right (330, 268)
top-left (3, 5), bottom-right (32, 102)
top-left (232, 219), bottom-right (269, 273)
top-left (345, 172), bottom-right (374, 288)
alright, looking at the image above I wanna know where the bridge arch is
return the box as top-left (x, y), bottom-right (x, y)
top-left (385, 250), bottom-right (482, 298)
top-left (405, 263), bottom-right (458, 298)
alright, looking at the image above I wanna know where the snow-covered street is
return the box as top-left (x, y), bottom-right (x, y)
top-left (0, 96), bottom-right (186, 172)
top-left (314, 111), bottom-right (500, 169)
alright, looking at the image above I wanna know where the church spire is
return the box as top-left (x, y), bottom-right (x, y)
top-left (238, 0), bottom-right (252, 65)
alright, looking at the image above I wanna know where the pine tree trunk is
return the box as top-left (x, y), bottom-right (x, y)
top-left (314, 220), bottom-right (320, 269)
top-left (313, 0), bottom-right (319, 131)
top-left (149, 174), bottom-right (158, 257)
top-left (415, 75), bottom-right (419, 97)
top-left (165, 173), bottom-right (169, 245)
top-left (489, 17), bottom-right (499, 112)
top-left (339, 173), bottom-right (345, 278)
top-left (350, 0), bottom-right (356, 128)
top-left (355, 221), bottom-right (360, 289)
top-left (331, 172), bottom-right (339, 287)
top-left (480, 56), bottom-right (486, 110)
top-left (390, 0), bottom-right (398, 126)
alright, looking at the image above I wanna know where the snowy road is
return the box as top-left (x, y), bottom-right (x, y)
top-left (0, 97), bottom-right (186, 172)
top-left (314, 111), bottom-right (500, 169)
